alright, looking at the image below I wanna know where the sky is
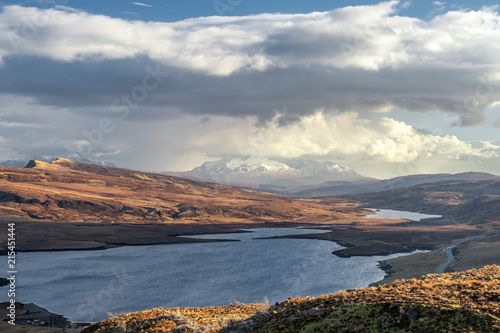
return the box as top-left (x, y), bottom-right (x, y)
top-left (0, 0), bottom-right (499, 179)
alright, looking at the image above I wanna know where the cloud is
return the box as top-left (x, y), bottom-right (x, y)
top-left (147, 110), bottom-right (500, 177)
top-left (494, 118), bottom-right (500, 127)
top-left (168, 110), bottom-right (500, 177)
top-left (0, 121), bottom-right (43, 128)
top-left (0, 1), bottom-right (499, 177)
top-left (188, 110), bottom-right (500, 162)
top-left (1, 2), bottom-right (499, 74)
top-left (0, 2), bottom-right (498, 126)
top-left (0, 94), bottom-right (122, 159)
top-left (122, 11), bottom-right (140, 18)
top-left (0, 94), bottom-right (498, 177)
top-left (432, 1), bottom-right (446, 12)
top-left (131, 2), bottom-right (153, 8)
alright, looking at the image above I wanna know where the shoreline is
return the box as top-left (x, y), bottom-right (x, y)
top-left (256, 232), bottom-right (438, 284)
top-left (370, 261), bottom-right (395, 286)
top-left (0, 224), bottom-right (428, 259)
top-left (0, 226), bottom-right (433, 327)
top-left (0, 302), bottom-right (89, 331)
top-left (0, 237), bottom-right (242, 256)
top-left (0, 219), bottom-right (298, 256)
top-left (0, 220), bottom-right (348, 256)
top-left (0, 222), bottom-right (429, 286)
top-left (332, 245), bottom-right (433, 258)
top-left (0, 218), bottom-right (454, 295)
top-left (256, 232), bottom-right (434, 258)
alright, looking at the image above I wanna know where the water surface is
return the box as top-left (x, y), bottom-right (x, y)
top-left (365, 208), bottom-right (442, 221)
top-left (2, 227), bottom-right (419, 322)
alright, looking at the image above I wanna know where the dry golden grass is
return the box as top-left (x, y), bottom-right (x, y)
top-left (82, 303), bottom-right (269, 333)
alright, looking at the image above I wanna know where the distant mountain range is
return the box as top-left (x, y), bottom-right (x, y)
top-left (183, 156), bottom-right (364, 186)
top-left (0, 154), bottom-right (116, 168)
top-left (169, 157), bottom-right (499, 198)
top-left (266, 171), bottom-right (500, 198)
top-left (345, 176), bottom-right (500, 225)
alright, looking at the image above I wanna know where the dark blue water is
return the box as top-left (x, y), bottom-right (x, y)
top-left (1, 227), bottom-right (420, 322)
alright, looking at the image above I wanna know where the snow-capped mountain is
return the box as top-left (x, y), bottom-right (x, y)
top-left (0, 154), bottom-right (116, 168)
top-left (190, 157), bottom-right (298, 179)
top-left (188, 157), bottom-right (363, 186)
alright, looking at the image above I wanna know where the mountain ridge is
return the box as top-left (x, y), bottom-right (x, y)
top-left (187, 156), bottom-right (365, 187)
top-left (0, 154), bottom-right (116, 168)
top-left (259, 171), bottom-right (500, 198)
top-left (342, 176), bottom-right (500, 226)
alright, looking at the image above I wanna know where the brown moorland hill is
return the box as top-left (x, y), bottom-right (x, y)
top-left (0, 158), bottom-right (367, 225)
top-left (82, 265), bottom-right (500, 333)
top-left (341, 178), bottom-right (500, 229)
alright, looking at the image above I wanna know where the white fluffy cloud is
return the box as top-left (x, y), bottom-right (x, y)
top-left (0, 2), bottom-right (499, 75)
top-left (188, 111), bottom-right (500, 163)
top-left (161, 110), bottom-right (499, 177)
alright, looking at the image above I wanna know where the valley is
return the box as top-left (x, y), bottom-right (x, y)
top-left (0, 159), bottom-right (497, 278)
top-left (0, 158), bottom-right (498, 331)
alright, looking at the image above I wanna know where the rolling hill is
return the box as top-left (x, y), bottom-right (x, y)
top-left (0, 158), bottom-right (366, 225)
top-left (343, 177), bottom-right (500, 228)
top-left (259, 171), bottom-right (500, 198)
top-left (0, 154), bottom-right (116, 168)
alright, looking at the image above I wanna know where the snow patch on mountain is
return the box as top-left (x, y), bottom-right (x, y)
top-left (189, 157), bottom-right (362, 185)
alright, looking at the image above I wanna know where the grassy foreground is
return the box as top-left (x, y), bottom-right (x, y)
top-left (82, 265), bottom-right (500, 333)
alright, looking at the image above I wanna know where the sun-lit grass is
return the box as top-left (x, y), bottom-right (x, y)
top-left (82, 303), bottom-right (269, 333)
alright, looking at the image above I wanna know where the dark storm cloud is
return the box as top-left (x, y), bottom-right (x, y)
top-left (0, 55), bottom-right (497, 125)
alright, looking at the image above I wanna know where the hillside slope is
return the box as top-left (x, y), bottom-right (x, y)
top-left (0, 158), bottom-right (366, 224)
top-left (82, 265), bottom-right (500, 333)
top-left (345, 178), bottom-right (500, 227)
top-left (260, 171), bottom-right (499, 198)
top-left (0, 154), bottom-right (116, 168)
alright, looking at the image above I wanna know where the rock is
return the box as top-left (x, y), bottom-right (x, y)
top-left (406, 305), bottom-right (419, 322)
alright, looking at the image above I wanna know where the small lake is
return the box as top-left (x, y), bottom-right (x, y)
top-left (1, 227), bottom-right (420, 323)
top-left (364, 209), bottom-right (442, 221)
